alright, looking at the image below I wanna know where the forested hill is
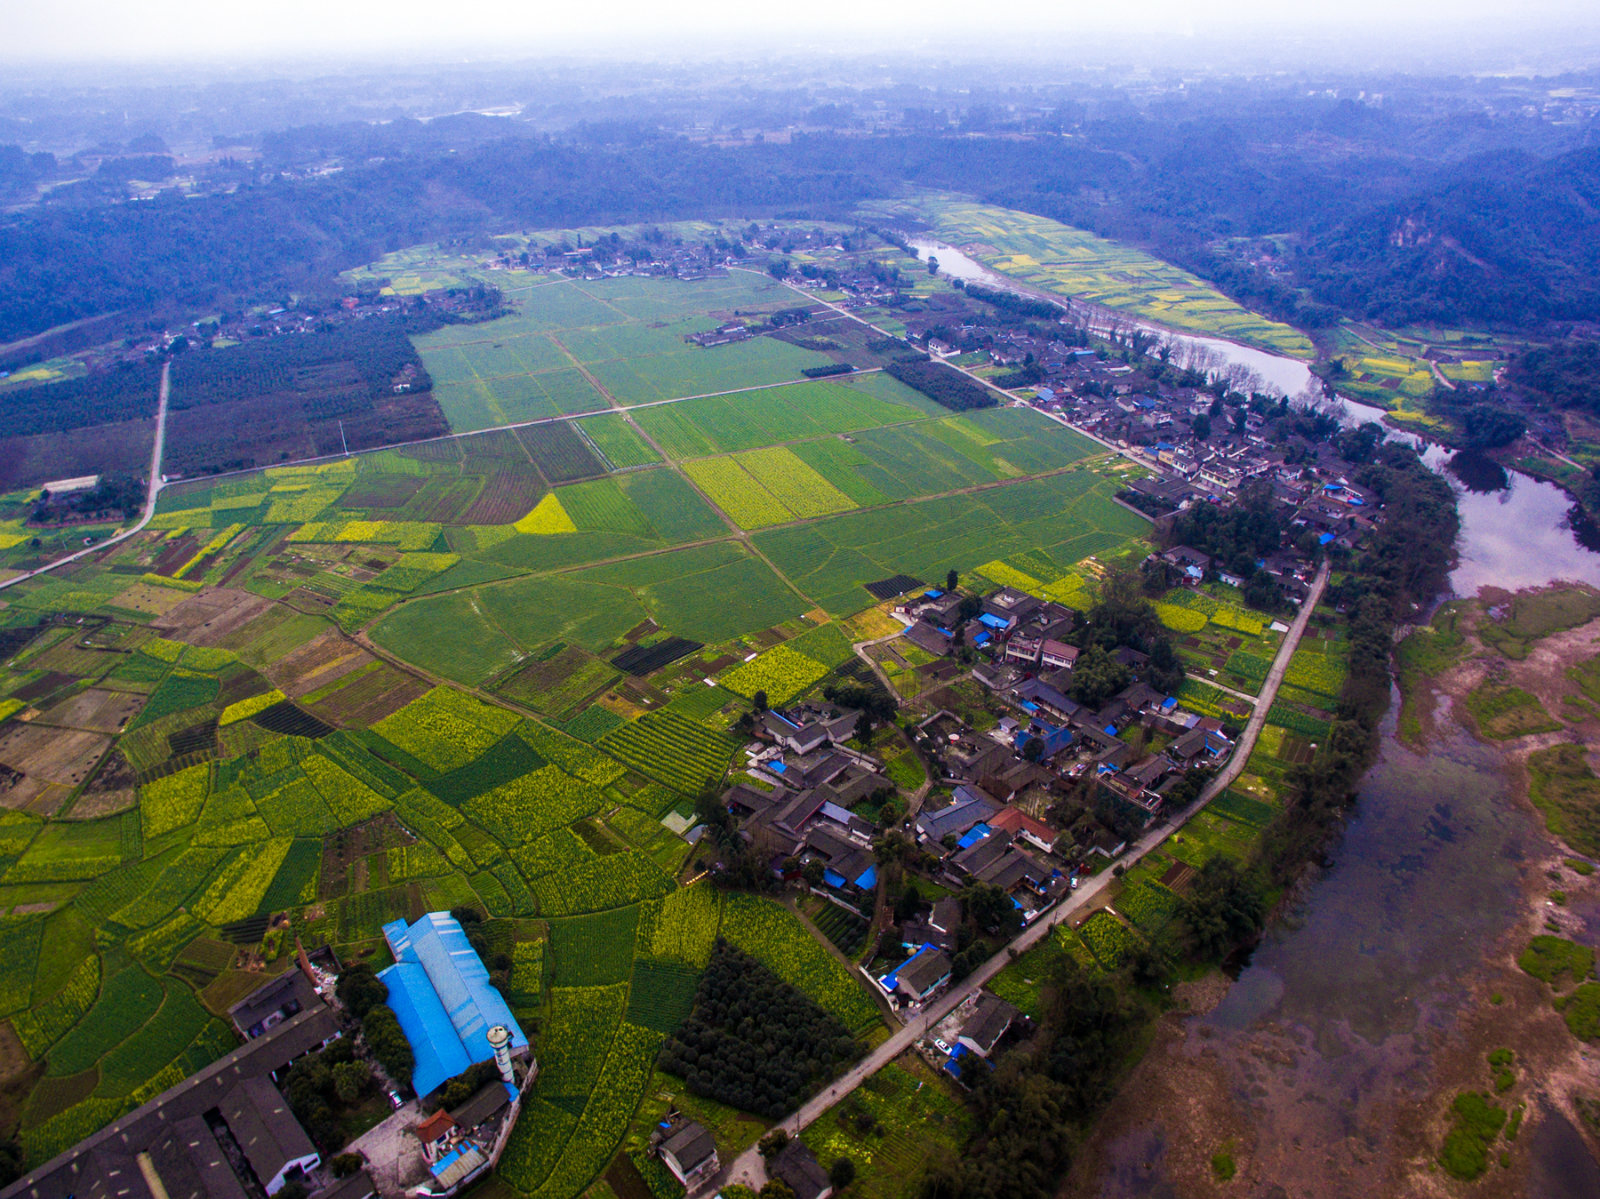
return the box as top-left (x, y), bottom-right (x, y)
top-left (0, 137), bottom-right (884, 344)
top-left (6, 117), bottom-right (1600, 345)
top-left (1298, 144), bottom-right (1600, 326)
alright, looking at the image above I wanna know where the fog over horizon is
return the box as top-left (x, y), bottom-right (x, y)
top-left (5, 0), bottom-right (1600, 74)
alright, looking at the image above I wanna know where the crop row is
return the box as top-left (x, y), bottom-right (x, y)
top-left (520, 723), bottom-right (627, 787)
top-left (719, 893), bottom-right (880, 1034)
top-left (373, 686), bottom-right (521, 772)
top-left (646, 882), bottom-right (722, 967)
top-left (531, 850), bottom-right (674, 917)
top-left (1284, 648), bottom-right (1348, 699)
top-left (113, 846), bottom-right (233, 928)
top-left (13, 954), bottom-right (101, 1058)
top-left (1153, 601), bottom-right (1208, 634)
top-left (720, 643), bottom-right (830, 706)
top-left (530, 1021), bottom-right (661, 1199)
top-left (1116, 883), bottom-right (1179, 932)
top-left (598, 711), bottom-right (738, 793)
top-left (514, 494), bottom-right (577, 535)
top-left (301, 755), bottom-right (391, 826)
top-left (1079, 911), bottom-right (1139, 968)
top-left (549, 907), bottom-right (640, 987)
top-left (683, 457), bottom-right (793, 528)
top-left (736, 447), bottom-right (857, 520)
top-left (534, 984), bottom-right (629, 1105)
top-left (192, 838), bottom-right (293, 926)
top-left (510, 939), bottom-right (545, 1004)
top-left (463, 765), bottom-right (607, 846)
top-left (1209, 604), bottom-right (1267, 637)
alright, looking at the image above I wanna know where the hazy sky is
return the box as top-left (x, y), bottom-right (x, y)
top-left (5, 0), bottom-right (1599, 63)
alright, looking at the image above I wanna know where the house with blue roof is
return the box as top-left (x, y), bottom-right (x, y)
top-left (878, 944), bottom-right (953, 1004)
top-left (379, 913), bottom-right (529, 1099)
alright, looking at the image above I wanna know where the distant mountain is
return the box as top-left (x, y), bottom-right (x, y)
top-left (1299, 144), bottom-right (1600, 326)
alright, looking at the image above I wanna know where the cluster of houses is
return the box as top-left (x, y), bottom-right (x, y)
top-left (899, 583), bottom-right (1232, 824)
top-left (723, 702), bottom-right (895, 909)
top-left (650, 1113), bottom-right (839, 1199)
top-left (706, 577), bottom-right (1234, 1022)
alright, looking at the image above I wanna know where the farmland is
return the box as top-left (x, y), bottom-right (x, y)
top-left (862, 195), bottom-right (1316, 359)
top-left (0, 220), bottom-right (1166, 1199)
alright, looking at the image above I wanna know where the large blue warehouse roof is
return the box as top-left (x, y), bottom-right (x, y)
top-left (379, 912), bottom-right (527, 1099)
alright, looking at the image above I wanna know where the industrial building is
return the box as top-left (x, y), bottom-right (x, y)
top-left (378, 913), bottom-right (529, 1099)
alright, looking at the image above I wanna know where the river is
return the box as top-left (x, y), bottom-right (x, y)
top-left (1053, 332), bottom-right (1600, 1191)
top-left (906, 238), bottom-right (1318, 397)
top-left (914, 232), bottom-right (1600, 1189)
top-left (913, 235), bottom-right (1600, 596)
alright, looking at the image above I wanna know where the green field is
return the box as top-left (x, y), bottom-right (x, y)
top-left (409, 273), bottom-right (835, 429)
top-left (862, 194), bottom-right (1315, 359)
top-left (0, 219), bottom-right (1172, 1199)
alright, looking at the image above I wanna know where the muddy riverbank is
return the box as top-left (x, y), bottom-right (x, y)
top-left (1062, 595), bottom-right (1600, 1199)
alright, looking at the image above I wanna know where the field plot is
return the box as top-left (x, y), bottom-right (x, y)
top-left (862, 195), bottom-right (1315, 359)
top-left (757, 470), bottom-right (1147, 615)
top-left (413, 273), bottom-right (832, 430)
top-left (631, 376), bottom-right (922, 457)
top-left (574, 414), bottom-right (660, 469)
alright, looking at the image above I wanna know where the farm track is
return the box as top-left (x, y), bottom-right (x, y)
top-left (1184, 673), bottom-right (1260, 706)
top-left (166, 367), bottom-right (889, 492)
top-left (0, 360), bottom-right (170, 592)
top-left (715, 558), bottom-right (1331, 1195)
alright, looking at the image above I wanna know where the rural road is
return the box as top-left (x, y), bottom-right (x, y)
top-left (716, 558), bottom-right (1331, 1193)
top-left (0, 360), bottom-right (169, 592)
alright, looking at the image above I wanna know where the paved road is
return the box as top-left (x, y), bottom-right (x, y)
top-left (0, 360), bottom-right (170, 592)
top-left (716, 558), bottom-right (1331, 1193)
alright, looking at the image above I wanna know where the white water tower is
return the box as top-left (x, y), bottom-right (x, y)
top-left (487, 1025), bottom-right (514, 1084)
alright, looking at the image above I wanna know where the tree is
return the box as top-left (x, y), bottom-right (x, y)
top-left (760, 1183), bottom-right (796, 1199)
top-left (361, 1004), bottom-right (414, 1085)
top-left (332, 1060), bottom-right (370, 1104)
top-left (1191, 413), bottom-right (1212, 440)
top-left (946, 568), bottom-right (959, 592)
top-left (960, 882), bottom-right (1019, 934)
top-left (331, 1154), bottom-right (364, 1179)
top-left (830, 1158), bottom-right (858, 1188)
top-left (752, 689), bottom-right (769, 712)
top-left (758, 1129), bottom-right (790, 1159)
top-left (0, 1139), bottom-right (22, 1188)
top-left (1181, 856), bottom-right (1266, 960)
top-left (1462, 404), bottom-right (1526, 449)
top-left (1067, 644), bottom-right (1132, 709)
top-left (336, 963), bottom-right (388, 1019)
top-left (1022, 736), bottom-right (1046, 763)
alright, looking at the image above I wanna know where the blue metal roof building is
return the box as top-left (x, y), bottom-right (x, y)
top-left (380, 912), bottom-right (528, 1099)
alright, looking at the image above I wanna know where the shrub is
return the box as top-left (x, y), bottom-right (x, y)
top-left (1439, 1092), bottom-right (1505, 1181)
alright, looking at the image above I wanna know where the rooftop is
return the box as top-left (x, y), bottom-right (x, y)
top-left (380, 912), bottom-right (528, 1099)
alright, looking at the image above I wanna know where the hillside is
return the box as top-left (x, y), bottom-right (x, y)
top-left (1300, 145), bottom-right (1600, 327)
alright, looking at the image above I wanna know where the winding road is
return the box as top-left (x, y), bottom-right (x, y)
top-left (714, 558), bottom-right (1330, 1194)
top-left (0, 361), bottom-right (170, 593)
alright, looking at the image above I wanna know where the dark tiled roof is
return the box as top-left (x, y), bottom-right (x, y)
top-left (448, 1081), bottom-right (510, 1130)
top-left (4, 1007), bottom-right (336, 1199)
top-left (773, 1140), bottom-right (833, 1199)
top-left (220, 1076), bottom-right (317, 1187)
top-left (662, 1122), bottom-right (717, 1173)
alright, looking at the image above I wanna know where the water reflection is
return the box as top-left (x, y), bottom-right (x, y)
top-left (904, 237), bottom-right (1317, 397)
top-left (903, 234), bottom-right (1600, 591)
top-left (1446, 450), bottom-right (1509, 494)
